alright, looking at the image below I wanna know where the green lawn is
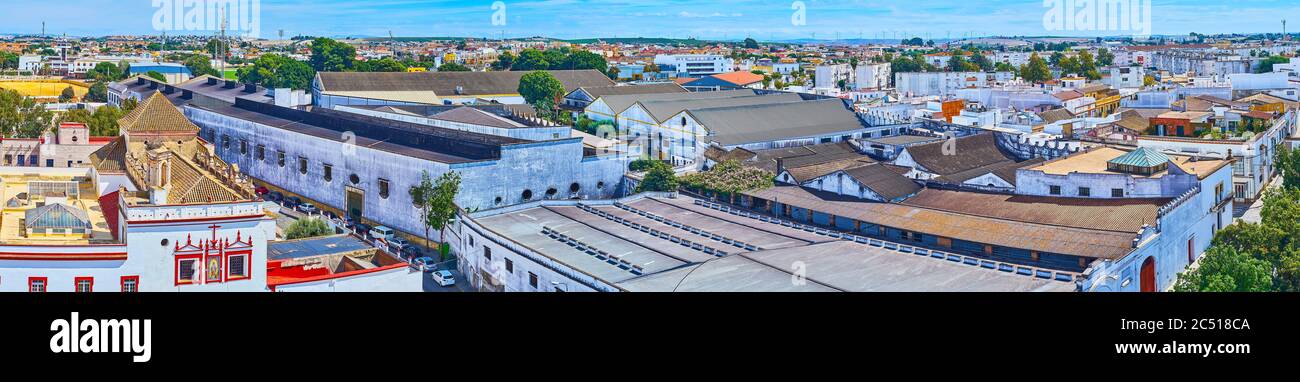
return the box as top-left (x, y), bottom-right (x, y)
top-left (222, 69), bottom-right (238, 80)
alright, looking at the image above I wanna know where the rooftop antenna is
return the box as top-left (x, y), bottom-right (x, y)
top-left (218, 8), bottom-right (227, 74)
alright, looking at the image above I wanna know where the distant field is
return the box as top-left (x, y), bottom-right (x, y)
top-left (222, 69), bottom-right (238, 80)
top-left (0, 80), bottom-right (89, 99)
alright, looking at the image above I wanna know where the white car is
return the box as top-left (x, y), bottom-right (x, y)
top-left (431, 270), bottom-right (455, 287)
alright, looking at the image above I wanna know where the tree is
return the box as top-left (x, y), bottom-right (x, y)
top-left (85, 81), bottom-right (109, 103)
top-left (1019, 53), bottom-right (1053, 83)
top-left (285, 218), bottom-right (333, 240)
top-left (491, 51), bottom-right (516, 71)
top-left (636, 161), bottom-right (679, 193)
top-left (1096, 48), bottom-right (1115, 66)
top-left (512, 49), bottom-right (552, 71)
top-left (947, 55), bottom-right (980, 72)
top-left (1177, 188), bottom-right (1300, 292)
top-left (437, 62), bottom-right (470, 72)
top-left (0, 52), bottom-right (17, 70)
top-left (0, 89), bottom-right (54, 138)
top-left (1258, 56), bottom-right (1291, 73)
top-left (970, 53), bottom-right (994, 72)
top-left (182, 54), bottom-right (220, 78)
top-left (145, 70), bottom-right (167, 82)
top-left (518, 71), bottom-right (565, 118)
top-left (237, 54), bottom-right (316, 90)
top-left (744, 37), bottom-right (760, 49)
top-left (59, 86), bottom-right (76, 103)
top-left (87, 62), bottom-right (125, 81)
top-left (1174, 247), bottom-right (1273, 292)
top-left (410, 171), bottom-right (461, 259)
top-left (61, 105), bottom-right (127, 137)
top-left (308, 37), bottom-right (356, 72)
top-left (356, 57), bottom-right (407, 72)
top-left (1278, 145), bottom-right (1300, 190)
top-left (558, 50), bottom-right (609, 74)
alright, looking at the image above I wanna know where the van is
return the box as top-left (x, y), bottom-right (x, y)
top-left (368, 226), bottom-right (395, 241)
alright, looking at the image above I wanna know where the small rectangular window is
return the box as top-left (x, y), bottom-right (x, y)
top-left (1049, 185), bottom-right (1061, 195)
top-left (529, 272), bottom-right (538, 288)
top-left (277, 151), bottom-right (286, 167)
top-left (323, 164), bottom-right (333, 182)
top-left (378, 178), bottom-right (390, 199)
top-left (484, 247), bottom-right (492, 260)
top-left (177, 259), bottom-right (198, 284)
top-left (256, 145), bottom-right (265, 160)
top-left (1111, 188), bottom-right (1124, 198)
top-left (240, 139), bottom-right (248, 155)
top-left (29, 277), bottom-right (47, 293)
top-left (75, 277), bottom-right (93, 293)
top-left (228, 255), bottom-right (248, 279)
top-left (1078, 187), bottom-right (1091, 197)
top-left (298, 157), bottom-right (308, 175)
top-left (121, 276), bottom-right (139, 293)
top-left (505, 258), bottom-right (513, 273)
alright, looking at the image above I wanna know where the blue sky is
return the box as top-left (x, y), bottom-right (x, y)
top-left (2, 0), bottom-right (1297, 40)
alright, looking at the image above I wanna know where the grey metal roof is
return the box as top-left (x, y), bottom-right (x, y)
top-left (841, 164), bottom-right (924, 201)
top-left (690, 98), bottom-right (865, 147)
top-left (269, 234), bottom-right (374, 260)
top-left (575, 83), bottom-right (687, 99)
top-left (316, 69), bottom-right (614, 96)
top-left (594, 89), bottom-right (756, 115)
top-left (617, 241), bottom-right (1075, 292)
top-left (637, 93), bottom-right (804, 123)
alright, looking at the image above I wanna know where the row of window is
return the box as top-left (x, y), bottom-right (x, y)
top-left (1047, 185), bottom-right (1124, 198)
top-left (27, 276), bottom-right (139, 292)
top-left (2, 154), bottom-right (82, 168)
top-left (175, 252), bottom-right (250, 286)
top-left (478, 240), bottom-right (562, 292)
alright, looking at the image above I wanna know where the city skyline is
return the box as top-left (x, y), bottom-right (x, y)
top-left (0, 0), bottom-right (1296, 41)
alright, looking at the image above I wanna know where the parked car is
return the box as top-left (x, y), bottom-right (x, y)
top-left (412, 257), bottom-right (437, 272)
top-left (265, 191), bottom-right (283, 202)
top-left (255, 186), bottom-right (269, 196)
top-left (386, 236), bottom-right (410, 252)
top-left (297, 203), bottom-right (319, 214)
top-left (431, 269), bottom-right (456, 286)
top-left (283, 197), bottom-right (302, 209)
top-left (400, 245), bottom-right (422, 261)
top-left (321, 210), bottom-right (339, 220)
top-left (368, 226), bottom-right (395, 242)
top-left (353, 223), bottom-right (372, 239)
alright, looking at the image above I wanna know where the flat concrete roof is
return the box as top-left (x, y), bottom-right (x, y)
top-left (618, 241), bottom-right (1076, 292)
top-left (1027, 146), bottom-right (1230, 179)
top-left (473, 195), bottom-right (1078, 292)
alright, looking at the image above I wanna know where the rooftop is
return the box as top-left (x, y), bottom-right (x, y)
top-left (472, 195), bottom-right (1073, 292)
top-left (266, 234), bottom-right (408, 288)
top-left (0, 170), bottom-right (114, 245)
top-left (1026, 146), bottom-right (1230, 180)
top-left (315, 69), bottom-right (614, 99)
top-left (745, 185), bottom-right (1141, 260)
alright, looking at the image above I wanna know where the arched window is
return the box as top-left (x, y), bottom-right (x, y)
top-left (569, 183), bottom-right (580, 193)
top-left (522, 189), bottom-right (534, 201)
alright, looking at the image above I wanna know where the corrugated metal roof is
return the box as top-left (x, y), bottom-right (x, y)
top-left (745, 186), bottom-right (1139, 259)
